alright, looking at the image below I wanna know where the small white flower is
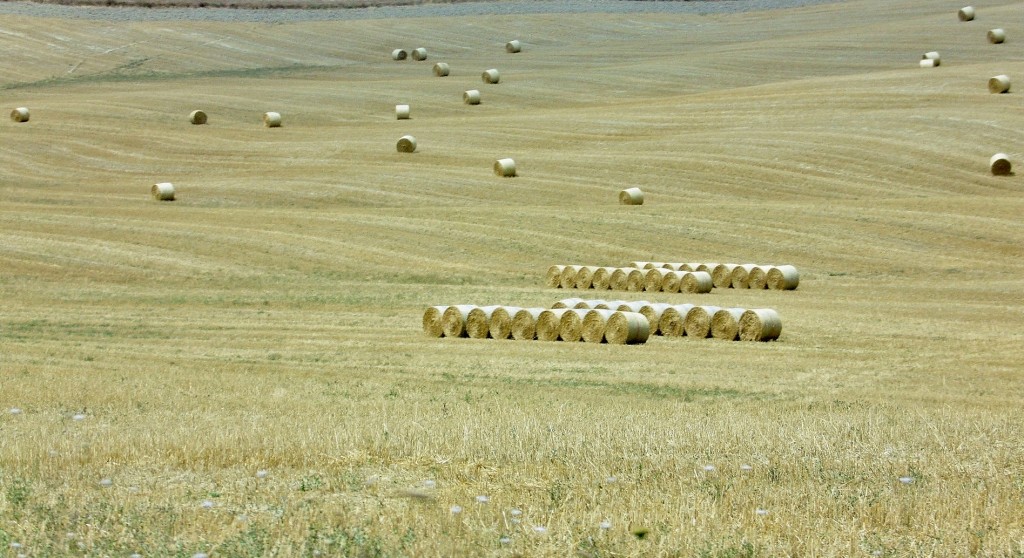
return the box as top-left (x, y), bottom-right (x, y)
top-left (533, 526), bottom-right (547, 534)
top-left (73, 413), bottom-right (86, 421)
top-left (509, 508), bottom-right (522, 516)
top-left (256, 469), bottom-right (268, 479)
top-left (66, 532), bottom-right (76, 539)
top-left (129, 554), bottom-right (143, 558)
top-left (9, 408), bottom-right (22, 415)
top-left (422, 479), bottom-right (436, 489)
top-left (899, 476), bottom-right (914, 484)
top-left (99, 478), bottom-right (113, 487)
top-left (605, 476), bottom-right (617, 483)
top-left (756, 508), bottom-right (769, 516)
top-left (450, 505), bottom-right (462, 515)
top-left (600, 520), bottom-right (612, 530)
top-left (499, 536), bottom-right (511, 544)
top-left (10, 542), bottom-right (22, 549)
top-left (476, 495), bottom-right (489, 503)
top-left (201, 500), bottom-right (215, 509)
top-left (740, 464), bottom-right (753, 471)
top-left (703, 465), bottom-right (716, 472)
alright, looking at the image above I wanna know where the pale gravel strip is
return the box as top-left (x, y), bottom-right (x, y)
top-left (0, 0), bottom-right (849, 22)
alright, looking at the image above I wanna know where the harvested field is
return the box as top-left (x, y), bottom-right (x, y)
top-left (1, 0), bottom-right (1024, 555)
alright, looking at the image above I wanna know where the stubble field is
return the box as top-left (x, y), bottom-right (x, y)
top-left (1, 0), bottom-right (1024, 555)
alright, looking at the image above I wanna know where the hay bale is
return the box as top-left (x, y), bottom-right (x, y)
top-left (658, 304), bottom-right (695, 336)
top-left (411, 47), bottom-right (428, 61)
top-left (616, 301), bottom-right (649, 313)
top-left (151, 182), bottom-right (175, 201)
top-left (506, 40), bottom-right (521, 53)
top-left (684, 305), bottom-right (721, 339)
top-left (922, 51), bottom-right (940, 65)
top-left (552, 297), bottom-right (585, 309)
top-left (558, 309), bottom-right (591, 342)
top-left (442, 305), bottom-right (477, 338)
top-left (730, 264), bottom-right (759, 289)
top-left (422, 305), bottom-right (448, 337)
top-left (747, 266), bottom-right (769, 289)
top-left (463, 90), bottom-right (481, 105)
top-left (263, 112), bottom-right (282, 127)
top-left (575, 299), bottom-right (605, 309)
top-left (681, 263), bottom-right (701, 272)
top-left (711, 307), bottom-right (746, 341)
top-left (189, 110), bottom-right (207, 125)
top-left (546, 265), bottom-right (566, 288)
top-left (619, 187), bottom-right (644, 205)
top-left (605, 311), bottom-right (651, 345)
top-left (511, 308), bottom-right (545, 340)
top-left (644, 268), bottom-right (673, 292)
top-left (628, 262), bottom-right (652, 269)
top-left (639, 303), bottom-right (672, 335)
top-left (609, 268), bottom-right (637, 291)
top-left (661, 263), bottom-right (686, 271)
top-left (433, 62), bottom-right (450, 77)
top-left (989, 74), bottom-right (1011, 94)
top-left (919, 59), bottom-right (938, 68)
top-left (595, 300), bottom-right (628, 310)
top-left (696, 263), bottom-right (717, 273)
top-left (681, 271), bottom-right (713, 294)
top-left (626, 269), bottom-right (647, 292)
top-left (489, 306), bottom-right (521, 339)
top-left (10, 107), bottom-right (29, 122)
top-left (990, 153), bottom-right (1012, 175)
top-left (988, 29), bottom-right (1006, 44)
top-left (467, 305), bottom-right (502, 339)
top-left (396, 135), bottom-right (417, 153)
top-left (739, 308), bottom-right (783, 341)
top-left (559, 265), bottom-right (582, 289)
top-left (582, 309), bottom-right (616, 343)
top-left (643, 262), bottom-right (665, 269)
top-left (767, 265), bottom-right (800, 290)
top-left (395, 104), bottom-right (411, 120)
top-left (958, 6), bottom-right (975, 21)
top-left (482, 69), bottom-right (501, 84)
top-left (661, 270), bottom-right (683, 294)
top-left (494, 158), bottom-right (517, 177)
top-left (711, 264), bottom-right (738, 288)
top-left (392, 48), bottom-right (408, 60)
top-left (591, 267), bottom-right (616, 291)
top-left (537, 309), bottom-right (570, 341)
top-left (575, 266), bottom-right (597, 289)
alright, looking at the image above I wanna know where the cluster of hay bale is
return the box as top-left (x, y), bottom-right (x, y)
top-left (649, 303), bottom-right (783, 341)
top-left (392, 48), bottom-right (428, 61)
top-left (546, 262), bottom-right (799, 291)
top-left (423, 304), bottom-right (651, 344)
top-left (705, 263), bottom-right (800, 290)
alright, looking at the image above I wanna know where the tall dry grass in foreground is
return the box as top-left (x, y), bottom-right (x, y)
top-left (2, 0), bottom-right (1024, 555)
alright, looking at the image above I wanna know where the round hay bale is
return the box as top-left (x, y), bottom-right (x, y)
top-left (661, 263), bottom-right (685, 271)
top-left (595, 300), bottom-right (627, 310)
top-left (396, 135), bottom-right (417, 153)
top-left (747, 266), bottom-right (769, 289)
top-left (411, 47), bottom-right (428, 61)
top-left (739, 308), bottom-right (783, 342)
top-left (605, 311), bottom-right (650, 345)
top-left (989, 75), bottom-right (1011, 94)
top-left (644, 263), bottom-right (665, 269)
top-left (395, 104), bottom-right (411, 120)
top-left (684, 305), bottom-right (721, 339)
top-left (482, 69), bottom-right (501, 84)
top-left (619, 187), bottom-right (644, 205)
top-left (680, 271), bottom-right (713, 294)
top-left (575, 299), bottom-right (605, 309)
top-left (463, 89), bottom-right (481, 105)
top-left (552, 297), bottom-right (585, 309)
top-left (658, 304), bottom-right (695, 337)
top-left (922, 51), bottom-right (940, 63)
top-left (661, 270), bottom-right (683, 294)
top-left (616, 301), bottom-right (649, 313)
top-left (506, 40), bottom-right (522, 53)
top-left (392, 48), bottom-right (408, 60)
top-left (919, 59), bottom-right (938, 68)
top-left (575, 266), bottom-right (597, 289)
top-left (609, 268), bottom-right (636, 291)
top-left (696, 263), bottom-right (717, 273)
top-left (988, 29), bottom-right (1006, 44)
top-left (639, 303), bottom-right (672, 335)
top-left (644, 268), bottom-right (672, 292)
top-left (466, 305), bottom-right (502, 339)
top-left (151, 182), bottom-right (175, 201)
top-left (10, 107), bottom-right (30, 122)
top-left (511, 308), bottom-right (545, 341)
top-left (990, 153), bottom-right (1012, 176)
top-left (591, 267), bottom-right (616, 291)
top-left (767, 265), bottom-right (800, 290)
top-left (494, 158), bottom-right (517, 177)
top-left (958, 6), bottom-right (975, 21)
top-left (711, 264), bottom-right (738, 288)
top-left (442, 305), bottom-right (476, 338)
top-left (422, 305), bottom-right (448, 337)
top-left (489, 306), bottom-right (521, 339)
top-left (558, 309), bottom-right (590, 342)
top-left (711, 307), bottom-right (746, 341)
top-left (730, 264), bottom-right (759, 289)
top-left (433, 62), bottom-right (450, 77)
top-left (263, 112), bottom-right (282, 128)
top-left (537, 309), bottom-right (570, 341)
top-left (582, 309), bottom-right (616, 343)
top-left (681, 263), bottom-right (701, 272)
top-left (560, 265), bottom-right (582, 289)
top-left (628, 262), bottom-right (652, 269)
top-left (546, 265), bottom-right (566, 288)
top-left (189, 110), bottom-right (207, 125)
top-left (626, 269), bottom-right (647, 292)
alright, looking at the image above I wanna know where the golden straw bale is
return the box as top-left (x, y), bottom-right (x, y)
top-left (989, 75), bottom-right (1011, 94)
top-left (605, 312), bottom-right (651, 345)
top-left (958, 6), bottom-right (975, 21)
top-left (767, 265), bottom-right (800, 290)
top-left (466, 305), bottom-right (502, 339)
top-left (442, 305), bottom-right (477, 338)
top-left (151, 182), bottom-right (175, 201)
top-left (681, 263), bottom-right (701, 272)
top-left (662, 263), bottom-right (685, 271)
top-left (511, 308), bottom-right (545, 341)
top-left (396, 135), bottom-right (417, 153)
top-left (432, 62), bottom-right (450, 77)
top-left (616, 301), bottom-right (649, 313)
top-left (609, 268), bottom-right (636, 291)
top-left (640, 303), bottom-right (673, 335)
top-left (680, 271), bottom-right (713, 294)
top-left (619, 187), bottom-right (644, 205)
top-left (552, 297), bottom-right (585, 309)
top-left (739, 308), bottom-right (783, 341)
top-left (730, 264), bottom-right (759, 289)
top-left (582, 309), bottom-right (616, 343)
top-left (422, 305), bottom-right (448, 337)
top-left (574, 266), bottom-right (597, 289)
top-left (506, 40), bottom-right (522, 53)
top-left (489, 307), bottom-right (521, 340)
top-left (591, 267), bottom-right (616, 291)
top-left (696, 263), bottom-right (717, 273)
top-left (546, 265), bottom-right (566, 288)
top-left (263, 112), bottom-right (282, 127)
top-left (494, 158), bottom-right (517, 177)
top-left (463, 90), bottom-right (482, 105)
top-left (626, 269), bottom-right (647, 292)
top-left (711, 307), bottom-right (746, 341)
top-left (411, 47), bottom-right (428, 61)
top-left (747, 266), bottom-right (769, 289)
top-left (189, 110), bottom-right (207, 125)
top-left (537, 309), bottom-right (570, 341)
top-left (558, 309), bottom-right (591, 342)
top-left (10, 107), bottom-right (30, 122)
top-left (684, 306), bottom-right (721, 339)
top-left (988, 29), bottom-right (1006, 44)
top-left (628, 262), bottom-right (652, 269)
top-left (658, 304), bottom-right (695, 337)
top-left (482, 69), bottom-right (501, 84)
top-left (644, 268), bottom-right (672, 292)
top-left (574, 300), bottom-right (604, 309)
top-left (391, 48), bottom-right (408, 60)
top-left (661, 270), bottom-right (683, 294)
top-left (395, 104), bottom-right (411, 120)
top-left (712, 264), bottom-right (738, 288)
top-left (990, 153), bottom-right (1012, 176)
top-left (560, 265), bottom-right (583, 289)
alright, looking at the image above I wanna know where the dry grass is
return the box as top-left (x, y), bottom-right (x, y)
top-left (2, 0), bottom-right (1024, 555)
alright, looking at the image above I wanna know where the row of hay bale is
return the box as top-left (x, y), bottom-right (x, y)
top-left (423, 300), bottom-right (781, 342)
top-left (392, 41), bottom-right (520, 62)
top-left (546, 263), bottom-right (799, 291)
